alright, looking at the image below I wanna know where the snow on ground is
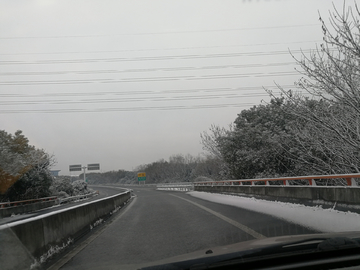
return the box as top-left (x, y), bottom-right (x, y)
top-left (188, 191), bottom-right (360, 233)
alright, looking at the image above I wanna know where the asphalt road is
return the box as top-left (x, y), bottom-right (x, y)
top-left (58, 187), bottom-right (317, 270)
top-left (0, 185), bottom-right (126, 226)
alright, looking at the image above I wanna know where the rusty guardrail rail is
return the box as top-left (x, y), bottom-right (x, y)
top-left (194, 173), bottom-right (360, 187)
top-left (0, 196), bottom-right (58, 209)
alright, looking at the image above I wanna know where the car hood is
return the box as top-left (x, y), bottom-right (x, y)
top-left (90, 231), bottom-right (360, 270)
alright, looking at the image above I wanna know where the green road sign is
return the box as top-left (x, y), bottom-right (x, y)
top-left (138, 172), bottom-right (146, 181)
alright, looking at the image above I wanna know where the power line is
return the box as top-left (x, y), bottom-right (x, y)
top-left (0, 24), bottom-right (319, 40)
top-left (0, 83), bottom-right (301, 113)
top-left (0, 103), bottom-right (262, 114)
top-left (0, 49), bottom-right (314, 66)
top-left (0, 40), bottom-right (322, 56)
top-left (0, 62), bottom-right (297, 76)
top-left (0, 92), bottom-right (284, 106)
top-left (0, 85), bottom-right (295, 98)
top-left (0, 71), bottom-right (299, 86)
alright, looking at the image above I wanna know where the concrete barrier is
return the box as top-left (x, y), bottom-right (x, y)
top-left (194, 185), bottom-right (360, 205)
top-left (0, 190), bottom-right (131, 269)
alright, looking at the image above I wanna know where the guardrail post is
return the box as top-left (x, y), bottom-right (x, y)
top-left (282, 180), bottom-right (289, 186)
top-left (265, 181), bottom-right (270, 186)
top-left (251, 181), bottom-right (255, 186)
top-left (308, 179), bottom-right (316, 186)
top-left (352, 178), bottom-right (357, 186)
top-left (346, 178), bottom-right (357, 186)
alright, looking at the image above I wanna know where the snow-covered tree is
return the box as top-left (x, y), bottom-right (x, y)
top-left (0, 130), bottom-right (55, 201)
top-left (50, 176), bottom-right (74, 197)
top-left (274, 3), bottom-right (360, 175)
top-left (201, 98), bottom-right (299, 179)
top-left (71, 180), bottom-right (89, 195)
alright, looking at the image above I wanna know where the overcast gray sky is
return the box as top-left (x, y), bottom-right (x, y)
top-left (0, 0), bottom-right (355, 175)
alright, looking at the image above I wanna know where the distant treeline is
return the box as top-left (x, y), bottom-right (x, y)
top-left (84, 154), bottom-right (224, 185)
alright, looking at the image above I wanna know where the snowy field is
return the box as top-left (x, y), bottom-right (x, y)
top-left (188, 191), bottom-right (360, 233)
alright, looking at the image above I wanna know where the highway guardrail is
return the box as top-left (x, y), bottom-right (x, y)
top-left (156, 183), bottom-right (193, 191)
top-left (59, 191), bottom-right (99, 204)
top-left (194, 173), bottom-right (360, 187)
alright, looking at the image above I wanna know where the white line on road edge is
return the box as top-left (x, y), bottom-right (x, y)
top-left (47, 196), bottom-right (137, 270)
top-left (170, 194), bottom-right (266, 240)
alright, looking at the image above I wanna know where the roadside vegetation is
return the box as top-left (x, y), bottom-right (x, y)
top-left (0, 130), bottom-right (54, 202)
top-left (0, 130), bottom-right (93, 202)
top-left (201, 3), bottom-right (360, 182)
top-left (50, 176), bottom-right (93, 198)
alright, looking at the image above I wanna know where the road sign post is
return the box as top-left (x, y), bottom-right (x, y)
top-left (69, 163), bottom-right (100, 182)
top-left (82, 166), bottom-right (86, 181)
top-left (138, 172), bottom-right (146, 184)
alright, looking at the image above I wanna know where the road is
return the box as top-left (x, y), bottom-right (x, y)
top-left (0, 185), bottom-right (126, 226)
top-left (57, 187), bottom-right (316, 270)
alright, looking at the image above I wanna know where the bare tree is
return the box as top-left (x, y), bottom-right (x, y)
top-left (200, 124), bottom-right (232, 159)
top-left (272, 3), bottom-right (360, 176)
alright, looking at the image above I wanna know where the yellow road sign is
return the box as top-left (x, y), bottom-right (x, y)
top-left (137, 172), bottom-right (146, 178)
top-left (138, 172), bottom-right (146, 181)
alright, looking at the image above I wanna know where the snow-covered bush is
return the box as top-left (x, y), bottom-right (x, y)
top-left (50, 176), bottom-right (74, 197)
top-left (72, 180), bottom-right (92, 195)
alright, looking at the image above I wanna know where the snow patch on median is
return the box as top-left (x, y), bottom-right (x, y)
top-left (188, 191), bottom-right (360, 233)
top-left (30, 238), bottom-right (73, 269)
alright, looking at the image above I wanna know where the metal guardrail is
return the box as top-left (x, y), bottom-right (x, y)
top-left (0, 190), bottom-right (100, 209)
top-left (156, 174), bottom-right (360, 191)
top-left (0, 196), bottom-right (58, 209)
top-left (156, 183), bottom-right (193, 191)
top-left (194, 173), bottom-right (360, 187)
top-left (59, 191), bottom-right (99, 204)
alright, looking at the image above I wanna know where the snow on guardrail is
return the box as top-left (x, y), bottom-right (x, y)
top-left (59, 190), bottom-right (99, 204)
top-left (156, 183), bottom-right (193, 191)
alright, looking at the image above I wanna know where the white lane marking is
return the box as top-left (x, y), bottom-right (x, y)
top-left (170, 194), bottom-right (266, 240)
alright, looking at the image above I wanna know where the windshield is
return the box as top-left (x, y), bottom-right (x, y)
top-left (1, 1), bottom-right (360, 269)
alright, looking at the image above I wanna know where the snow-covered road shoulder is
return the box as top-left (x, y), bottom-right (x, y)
top-left (188, 191), bottom-right (360, 233)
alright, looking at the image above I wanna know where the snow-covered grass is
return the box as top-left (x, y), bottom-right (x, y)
top-left (188, 191), bottom-right (360, 233)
